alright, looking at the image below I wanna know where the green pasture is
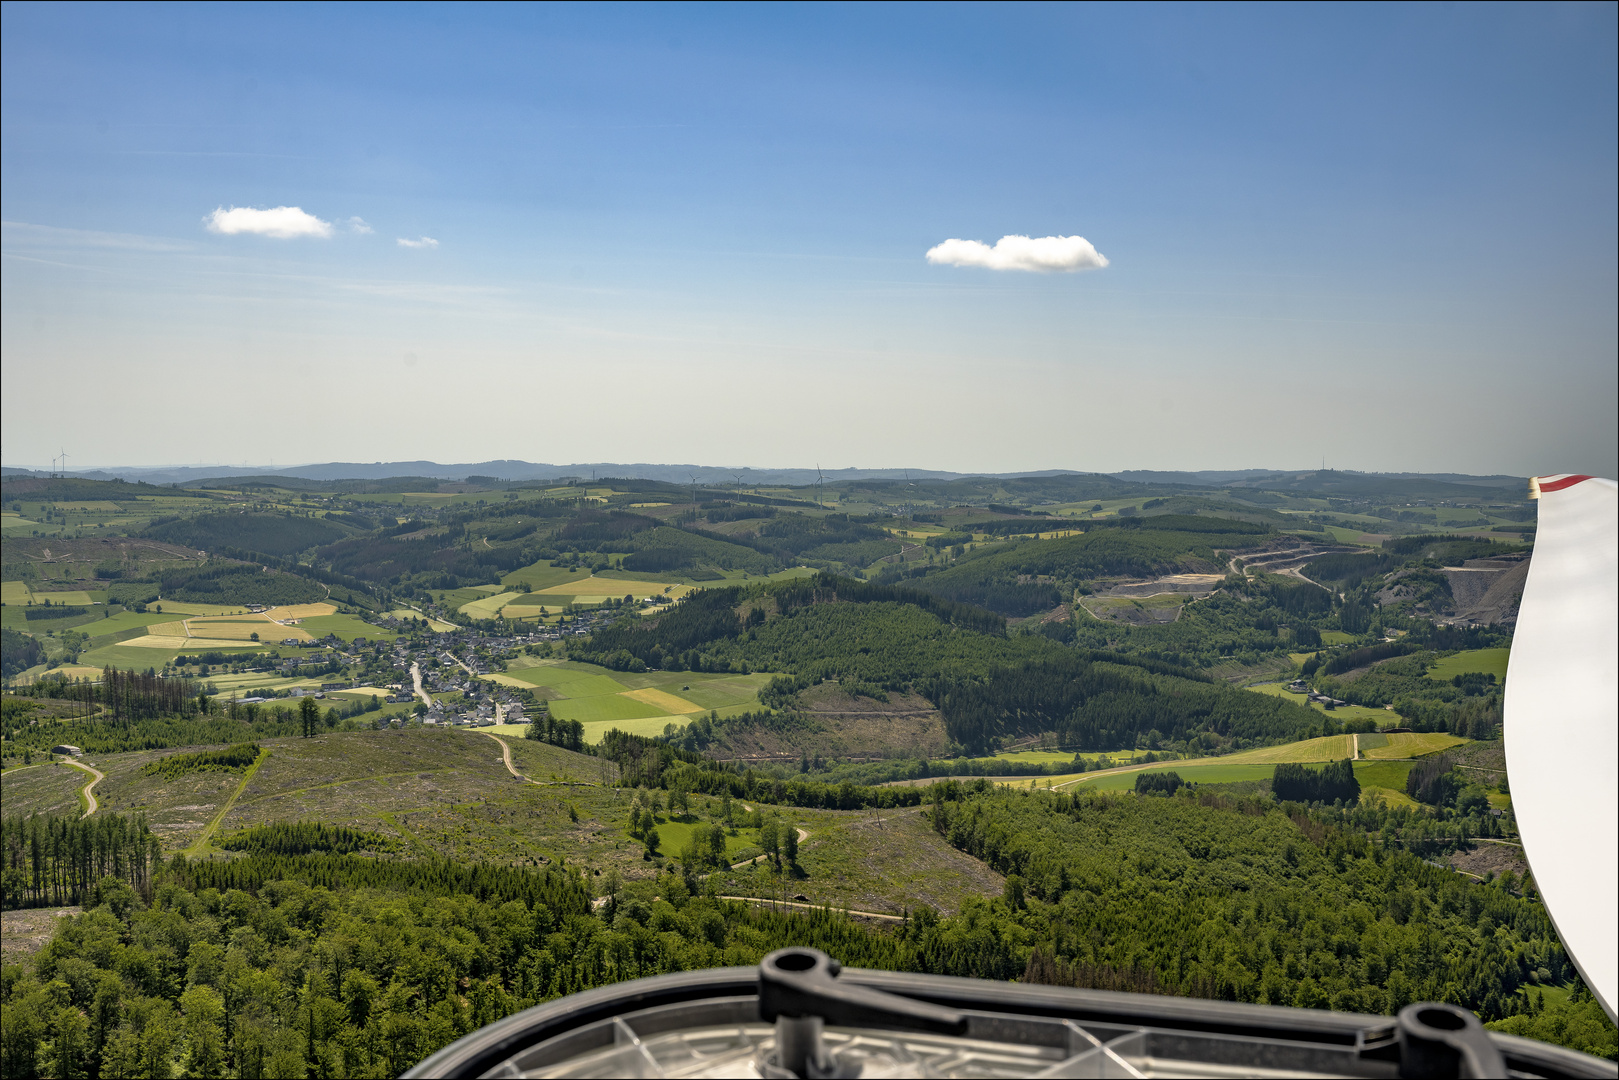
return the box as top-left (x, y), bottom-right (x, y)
top-left (1358, 732), bottom-right (1466, 759)
top-left (88, 610), bottom-right (177, 636)
top-left (1244, 682), bottom-right (1390, 725)
top-left (1426, 648), bottom-right (1510, 683)
top-left (298, 613), bottom-right (396, 642)
top-left (1353, 759), bottom-right (1415, 792)
top-left (1320, 631), bottom-right (1358, 645)
top-left (23, 589), bottom-right (99, 607)
top-left (2, 581), bottom-right (35, 605)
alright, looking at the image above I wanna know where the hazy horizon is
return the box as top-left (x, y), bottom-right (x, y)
top-left (3, 4), bottom-right (1615, 477)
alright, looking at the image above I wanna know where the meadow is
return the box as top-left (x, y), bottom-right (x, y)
top-left (1245, 681), bottom-right (1391, 725)
top-left (1427, 647), bottom-right (1511, 682)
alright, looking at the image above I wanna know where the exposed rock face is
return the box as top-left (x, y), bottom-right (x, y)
top-left (1442, 554), bottom-right (1530, 626)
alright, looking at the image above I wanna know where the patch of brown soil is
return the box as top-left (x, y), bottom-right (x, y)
top-left (1447, 842), bottom-right (1528, 883)
top-left (2, 907), bottom-right (80, 966)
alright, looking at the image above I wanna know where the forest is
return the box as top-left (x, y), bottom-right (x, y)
top-left (2, 786), bottom-right (1610, 1080)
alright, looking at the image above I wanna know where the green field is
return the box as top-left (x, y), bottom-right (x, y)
top-left (1076, 763), bottom-right (1281, 791)
top-left (2, 581), bottom-right (36, 605)
top-left (297, 613), bottom-right (396, 641)
top-left (484, 660), bottom-right (766, 741)
top-left (1427, 648), bottom-right (1511, 683)
top-left (20, 589), bottom-right (98, 607)
top-left (500, 560), bottom-right (589, 592)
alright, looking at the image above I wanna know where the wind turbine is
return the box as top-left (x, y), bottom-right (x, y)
top-left (58, 448), bottom-right (68, 479)
top-left (816, 464), bottom-right (825, 508)
top-left (689, 473), bottom-right (700, 508)
top-left (732, 472), bottom-right (745, 501)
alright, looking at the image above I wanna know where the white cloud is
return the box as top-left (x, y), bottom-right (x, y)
top-left (346, 216), bottom-right (374, 234)
top-left (397, 236), bottom-right (439, 249)
top-left (925, 234), bottom-right (1108, 272)
top-left (204, 205), bottom-right (333, 239)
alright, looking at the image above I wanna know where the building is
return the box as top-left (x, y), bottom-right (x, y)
top-left (51, 745), bottom-right (84, 757)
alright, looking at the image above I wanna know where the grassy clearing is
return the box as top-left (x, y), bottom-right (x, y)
top-left (651, 814), bottom-right (761, 861)
top-left (720, 805), bottom-right (1003, 917)
top-left (1075, 763), bottom-right (1281, 791)
top-left (1321, 630), bottom-right (1359, 644)
top-left (2, 581), bottom-right (35, 605)
top-left (1354, 759), bottom-right (1417, 792)
top-left (1427, 648), bottom-right (1511, 683)
top-left (1222, 735), bottom-right (1355, 763)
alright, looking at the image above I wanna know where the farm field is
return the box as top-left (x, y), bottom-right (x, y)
top-left (1358, 732), bottom-right (1467, 759)
top-left (297, 613), bottom-right (394, 641)
top-left (994, 748), bottom-right (1151, 767)
top-left (263, 602), bottom-right (339, 621)
top-left (489, 659), bottom-right (769, 740)
top-left (13, 588), bottom-right (99, 607)
top-left (1427, 648), bottom-right (1511, 683)
top-left (1, 580), bottom-right (35, 604)
top-left (458, 591), bottom-right (530, 619)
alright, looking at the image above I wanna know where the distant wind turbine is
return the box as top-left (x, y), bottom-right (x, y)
top-left (816, 464), bottom-right (826, 508)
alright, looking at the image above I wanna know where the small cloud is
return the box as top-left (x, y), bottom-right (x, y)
top-left (925, 234), bottom-right (1108, 273)
top-left (346, 216), bottom-right (374, 234)
top-left (205, 205), bottom-right (333, 239)
top-left (397, 236), bottom-right (439, 249)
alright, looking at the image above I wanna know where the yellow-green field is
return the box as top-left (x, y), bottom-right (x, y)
top-left (2, 581), bottom-right (36, 605)
top-left (1357, 732), bottom-right (1466, 759)
top-left (1426, 648), bottom-right (1511, 683)
top-left (263, 602), bottom-right (338, 621)
top-left (18, 589), bottom-right (98, 607)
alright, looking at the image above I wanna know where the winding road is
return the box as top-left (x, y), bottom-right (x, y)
top-left (63, 759), bottom-right (104, 818)
top-left (480, 731), bottom-right (536, 784)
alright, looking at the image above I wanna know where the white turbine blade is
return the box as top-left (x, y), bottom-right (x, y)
top-left (1505, 474), bottom-right (1618, 1021)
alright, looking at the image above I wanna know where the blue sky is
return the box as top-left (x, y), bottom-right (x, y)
top-left (3, 2), bottom-right (1615, 475)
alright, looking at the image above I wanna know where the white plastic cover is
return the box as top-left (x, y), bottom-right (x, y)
top-left (1504, 474), bottom-right (1617, 1021)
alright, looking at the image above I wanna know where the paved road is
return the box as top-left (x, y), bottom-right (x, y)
top-left (411, 662), bottom-right (433, 706)
top-left (63, 759), bottom-right (104, 817)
